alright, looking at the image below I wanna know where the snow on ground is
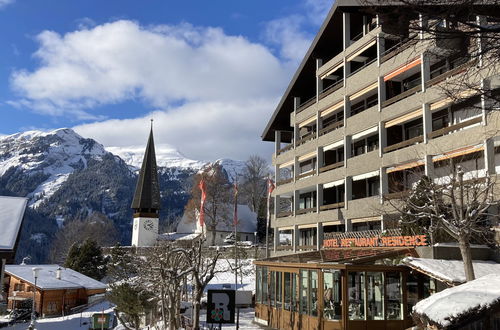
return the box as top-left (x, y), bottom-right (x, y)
top-left (403, 257), bottom-right (500, 285)
top-left (4, 301), bottom-right (115, 330)
top-left (413, 274), bottom-right (500, 327)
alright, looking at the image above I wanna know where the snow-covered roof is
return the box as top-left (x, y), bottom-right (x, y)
top-left (403, 257), bottom-right (500, 285)
top-left (5, 265), bottom-right (107, 290)
top-left (0, 196), bottom-right (28, 251)
top-left (413, 274), bottom-right (500, 328)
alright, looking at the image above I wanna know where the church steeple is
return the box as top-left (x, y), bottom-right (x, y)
top-left (131, 122), bottom-right (161, 215)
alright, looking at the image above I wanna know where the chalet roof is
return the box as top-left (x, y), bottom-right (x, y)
top-left (131, 127), bottom-right (161, 211)
top-left (0, 196), bottom-right (27, 252)
top-left (5, 264), bottom-right (107, 291)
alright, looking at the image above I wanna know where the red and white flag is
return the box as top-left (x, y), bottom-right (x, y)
top-left (198, 178), bottom-right (207, 227)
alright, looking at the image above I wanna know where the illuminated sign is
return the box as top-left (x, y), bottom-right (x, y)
top-left (323, 234), bottom-right (428, 248)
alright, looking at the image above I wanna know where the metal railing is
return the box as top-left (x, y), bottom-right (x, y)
top-left (383, 135), bottom-right (424, 153)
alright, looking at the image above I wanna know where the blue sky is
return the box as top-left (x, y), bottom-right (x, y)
top-left (0, 0), bottom-right (331, 161)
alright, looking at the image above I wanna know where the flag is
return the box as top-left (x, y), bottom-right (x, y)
top-left (233, 182), bottom-right (238, 226)
top-left (198, 178), bottom-right (206, 227)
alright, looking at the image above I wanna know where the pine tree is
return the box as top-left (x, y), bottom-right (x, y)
top-left (64, 239), bottom-right (107, 280)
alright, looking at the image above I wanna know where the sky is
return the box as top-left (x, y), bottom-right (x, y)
top-left (0, 0), bottom-right (332, 162)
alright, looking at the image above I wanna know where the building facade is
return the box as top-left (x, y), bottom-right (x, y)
top-left (261, 1), bottom-right (500, 256)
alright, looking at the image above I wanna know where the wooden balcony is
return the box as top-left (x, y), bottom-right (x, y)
top-left (277, 144), bottom-right (293, 155)
top-left (296, 96), bottom-right (316, 114)
top-left (319, 120), bottom-right (343, 136)
top-left (276, 178), bottom-right (293, 186)
top-left (277, 211), bottom-right (293, 218)
top-left (296, 207), bottom-right (316, 215)
top-left (296, 170), bottom-right (315, 180)
top-left (319, 202), bottom-right (345, 211)
top-left (383, 135), bottom-right (424, 153)
top-left (319, 161), bottom-right (344, 173)
top-left (428, 117), bottom-right (482, 139)
top-left (382, 84), bottom-right (422, 108)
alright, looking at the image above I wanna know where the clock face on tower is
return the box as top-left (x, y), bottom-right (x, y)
top-left (143, 219), bottom-right (154, 231)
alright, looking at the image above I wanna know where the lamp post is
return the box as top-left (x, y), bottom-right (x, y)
top-left (29, 267), bottom-right (41, 330)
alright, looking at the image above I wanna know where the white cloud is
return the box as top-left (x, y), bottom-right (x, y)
top-left (0, 0), bottom-right (14, 10)
top-left (10, 20), bottom-right (289, 119)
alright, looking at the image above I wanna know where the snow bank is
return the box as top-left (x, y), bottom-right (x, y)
top-left (413, 274), bottom-right (500, 327)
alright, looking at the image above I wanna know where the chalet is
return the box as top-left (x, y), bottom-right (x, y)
top-left (4, 265), bottom-right (106, 317)
top-left (0, 196), bottom-right (28, 303)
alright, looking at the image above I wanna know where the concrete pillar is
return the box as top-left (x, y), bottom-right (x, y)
top-left (344, 176), bottom-right (352, 210)
top-left (317, 183), bottom-right (324, 212)
top-left (422, 103), bottom-right (432, 144)
top-left (275, 130), bottom-right (282, 154)
top-left (379, 121), bottom-right (386, 158)
top-left (377, 33), bottom-right (385, 67)
top-left (344, 135), bottom-right (352, 164)
top-left (485, 138), bottom-right (496, 175)
top-left (316, 58), bottom-right (323, 102)
top-left (421, 53), bottom-right (430, 92)
top-left (424, 155), bottom-right (435, 178)
top-left (343, 12), bottom-right (351, 50)
top-left (274, 227), bottom-right (279, 253)
top-left (317, 223), bottom-right (324, 251)
top-left (377, 76), bottom-right (385, 112)
top-left (380, 167), bottom-right (388, 203)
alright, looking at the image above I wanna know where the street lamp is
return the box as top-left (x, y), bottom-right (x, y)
top-left (28, 267), bottom-right (41, 330)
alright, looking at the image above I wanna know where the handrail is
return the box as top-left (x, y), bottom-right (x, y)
top-left (383, 190), bottom-right (411, 200)
top-left (277, 211), bottom-right (293, 218)
top-left (319, 161), bottom-right (344, 173)
top-left (319, 120), bottom-right (344, 136)
top-left (382, 84), bottom-right (422, 108)
top-left (296, 170), bottom-right (315, 180)
top-left (296, 207), bottom-right (316, 215)
top-left (383, 135), bottom-right (424, 153)
top-left (380, 34), bottom-right (418, 63)
top-left (319, 202), bottom-right (345, 211)
top-left (277, 144), bottom-right (293, 155)
top-left (319, 80), bottom-right (343, 100)
top-left (276, 178), bottom-right (293, 186)
top-left (296, 132), bottom-right (316, 146)
top-left (428, 116), bottom-right (482, 139)
top-left (296, 96), bottom-right (316, 114)
top-left (426, 59), bottom-right (477, 88)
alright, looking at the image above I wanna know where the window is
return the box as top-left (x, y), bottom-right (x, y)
top-left (323, 271), bottom-right (342, 320)
top-left (385, 272), bottom-right (403, 320)
top-left (367, 272), bottom-right (384, 320)
top-left (348, 272), bottom-right (365, 320)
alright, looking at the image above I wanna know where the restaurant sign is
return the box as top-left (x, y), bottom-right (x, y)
top-left (323, 234), bottom-right (428, 248)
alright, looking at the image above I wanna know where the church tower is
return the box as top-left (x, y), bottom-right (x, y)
top-left (131, 123), bottom-right (161, 247)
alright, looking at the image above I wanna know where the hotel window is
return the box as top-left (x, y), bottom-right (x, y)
top-left (366, 272), bottom-right (384, 320)
top-left (348, 272), bottom-right (365, 320)
top-left (323, 270), bottom-right (342, 320)
top-left (385, 272), bottom-right (403, 320)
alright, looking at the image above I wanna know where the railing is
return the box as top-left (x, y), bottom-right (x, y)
top-left (276, 178), bottom-right (293, 186)
top-left (319, 120), bottom-right (344, 136)
top-left (382, 84), bottom-right (422, 108)
top-left (319, 201), bottom-right (345, 211)
top-left (319, 161), bottom-right (344, 173)
top-left (426, 59), bottom-right (477, 88)
top-left (383, 190), bottom-right (411, 200)
top-left (296, 132), bottom-right (316, 146)
top-left (428, 117), bottom-right (482, 139)
top-left (383, 135), bottom-right (424, 153)
top-left (380, 34), bottom-right (418, 63)
top-left (296, 96), bottom-right (316, 114)
top-left (277, 211), bottom-right (293, 218)
top-left (319, 80), bottom-right (343, 100)
top-left (296, 207), bottom-right (317, 215)
top-left (296, 170), bottom-right (315, 180)
top-left (323, 228), bottom-right (402, 240)
top-left (277, 144), bottom-right (293, 155)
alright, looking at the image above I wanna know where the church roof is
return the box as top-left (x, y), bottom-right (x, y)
top-left (131, 127), bottom-right (161, 211)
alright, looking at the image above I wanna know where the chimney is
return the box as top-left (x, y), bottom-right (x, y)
top-left (56, 267), bottom-right (62, 280)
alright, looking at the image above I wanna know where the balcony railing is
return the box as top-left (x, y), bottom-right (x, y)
top-left (296, 207), bottom-right (317, 215)
top-left (319, 161), bottom-right (344, 173)
top-left (319, 120), bottom-right (344, 136)
top-left (296, 96), bottom-right (316, 114)
top-left (382, 84), bottom-right (422, 108)
top-left (319, 201), bottom-right (345, 211)
top-left (296, 170), bottom-right (315, 180)
top-left (277, 144), bottom-right (293, 155)
top-left (277, 211), bottom-right (293, 218)
top-left (426, 60), bottom-right (477, 89)
top-left (276, 178), bottom-right (293, 186)
top-left (428, 117), bottom-right (482, 139)
top-left (383, 190), bottom-right (411, 200)
top-left (319, 80), bottom-right (343, 100)
top-left (383, 135), bottom-right (424, 153)
top-left (296, 132), bottom-right (316, 146)
top-left (380, 34), bottom-right (418, 64)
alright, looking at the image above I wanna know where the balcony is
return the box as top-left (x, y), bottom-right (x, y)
top-left (383, 135), bottom-right (424, 153)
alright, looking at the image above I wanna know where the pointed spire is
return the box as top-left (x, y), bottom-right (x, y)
top-left (131, 123), bottom-right (161, 213)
